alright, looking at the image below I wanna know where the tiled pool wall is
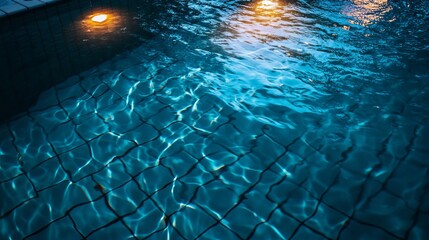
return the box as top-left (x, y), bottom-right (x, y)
top-left (0, 0), bottom-right (157, 122)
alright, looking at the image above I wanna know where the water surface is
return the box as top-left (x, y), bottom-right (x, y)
top-left (1, 0), bottom-right (428, 239)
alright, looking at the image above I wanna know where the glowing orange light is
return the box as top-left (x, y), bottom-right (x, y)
top-left (254, 0), bottom-right (284, 19)
top-left (258, 0), bottom-right (279, 10)
top-left (91, 14), bottom-right (108, 23)
top-left (78, 9), bottom-right (125, 40)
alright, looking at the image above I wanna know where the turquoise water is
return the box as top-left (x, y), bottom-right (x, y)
top-left (1, 0), bottom-right (429, 239)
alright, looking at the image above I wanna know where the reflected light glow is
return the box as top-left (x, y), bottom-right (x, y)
top-left (343, 0), bottom-right (393, 26)
top-left (258, 0), bottom-right (279, 10)
top-left (213, 0), bottom-right (289, 48)
top-left (80, 9), bottom-right (123, 36)
top-left (254, 0), bottom-right (284, 18)
top-left (91, 14), bottom-right (108, 23)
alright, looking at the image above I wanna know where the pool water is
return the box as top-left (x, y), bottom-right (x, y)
top-left (1, 0), bottom-right (429, 239)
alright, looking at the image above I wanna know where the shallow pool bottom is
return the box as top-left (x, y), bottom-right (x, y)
top-left (1, 39), bottom-right (428, 239)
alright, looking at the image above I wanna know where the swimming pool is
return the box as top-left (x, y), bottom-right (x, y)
top-left (1, 0), bottom-right (428, 239)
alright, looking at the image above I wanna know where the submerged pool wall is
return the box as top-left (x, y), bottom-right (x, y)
top-left (0, 0), bottom-right (155, 122)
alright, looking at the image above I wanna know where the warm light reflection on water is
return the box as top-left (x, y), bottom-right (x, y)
top-left (79, 9), bottom-right (125, 39)
top-left (91, 14), bottom-right (108, 23)
top-left (343, 0), bottom-right (393, 26)
top-left (255, 0), bottom-right (284, 16)
top-left (211, 0), bottom-right (321, 118)
top-left (253, 0), bottom-right (287, 23)
top-left (215, 0), bottom-right (289, 45)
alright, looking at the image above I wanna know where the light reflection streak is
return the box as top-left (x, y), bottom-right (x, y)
top-left (254, 0), bottom-right (285, 18)
top-left (248, 0), bottom-right (289, 28)
top-left (214, 0), bottom-right (291, 51)
top-left (342, 0), bottom-right (393, 26)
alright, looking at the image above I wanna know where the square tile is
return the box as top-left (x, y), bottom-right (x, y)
top-left (26, 216), bottom-right (82, 240)
top-left (200, 150), bottom-right (238, 173)
top-left (305, 202), bottom-right (349, 239)
top-left (385, 161), bottom-right (427, 209)
top-left (80, 78), bottom-right (109, 99)
top-left (230, 112), bottom-right (265, 135)
top-left (144, 227), bottom-right (185, 240)
top-left (177, 163), bottom-right (214, 187)
top-left (60, 144), bottom-right (103, 181)
top-left (30, 106), bottom-right (69, 133)
top-left (146, 106), bottom-right (178, 131)
top-left (280, 187), bottom-right (319, 222)
top-left (266, 209), bottom-right (301, 239)
top-left (291, 225), bottom-right (327, 240)
top-left (194, 180), bottom-right (239, 218)
top-left (0, 127), bottom-right (22, 181)
top-left (56, 82), bottom-right (86, 102)
top-left (198, 223), bottom-right (238, 239)
top-left (75, 113), bottom-right (109, 141)
top-left (120, 145), bottom-right (158, 177)
top-left (218, 156), bottom-right (264, 195)
top-left (104, 108), bottom-right (143, 134)
top-left (252, 135), bottom-right (285, 165)
top-left (132, 96), bottom-right (165, 120)
top-left (87, 221), bottom-right (134, 240)
top-left (134, 165), bottom-right (174, 195)
top-left (38, 180), bottom-right (95, 216)
top-left (9, 116), bottom-right (55, 170)
top-left (0, 174), bottom-right (36, 216)
top-left (151, 180), bottom-right (196, 216)
top-left (88, 133), bottom-right (136, 166)
top-left (354, 191), bottom-right (414, 238)
top-left (222, 205), bottom-right (263, 239)
top-left (242, 189), bottom-right (277, 220)
top-left (61, 97), bottom-right (96, 119)
top-left (0, 198), bottom-right (54, 240)
top-left (160, 151), bottom-right (198, 178)
top-left (407, 212), bottom-right (429, 240)
top-left (252, 222), bottom-right (290, 239)
top-left (121, 122), bottom-right (158, 144)
top-left (70, 198), bottom-right (117, 237)
top-left (322, 169), bottom-right (366, 215)
top-left (106, 180), bottom-right (147, 216)
top-left (267, 177), bottom-right (299, 203)
top-left (172, 204), bottom-right (217, 239)
top-left (48, 121), bottom-right (85, 154)
top-left (339, 219), bottom-right (398, 240)
top-left (123, 199), bottom-right (165, 238)
top-left (340, 150), bottom-right (382, 177)
top-left (92, 160), bottom-right (131, 192)
top-left (27, 157), bottom-right (68, 191)
top-left (211, 124), bottom-right (253, 156)
top-left (269, 151), bottom-right (309, 185)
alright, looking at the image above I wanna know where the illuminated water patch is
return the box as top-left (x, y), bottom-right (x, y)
top-left (91, 14), bottom-right (108, 23)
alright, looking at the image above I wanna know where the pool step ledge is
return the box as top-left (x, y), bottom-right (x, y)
top-left (0, 0), bottom-right (61, 17)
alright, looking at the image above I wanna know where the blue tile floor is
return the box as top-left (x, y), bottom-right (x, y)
top-left (0, 43), bottom-right (427, 240)
top-left (1, 24), bottom-right (429, 240)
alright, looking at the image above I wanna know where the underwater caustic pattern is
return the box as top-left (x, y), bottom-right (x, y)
top-left (1, 0), bottom-right (429, 239)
